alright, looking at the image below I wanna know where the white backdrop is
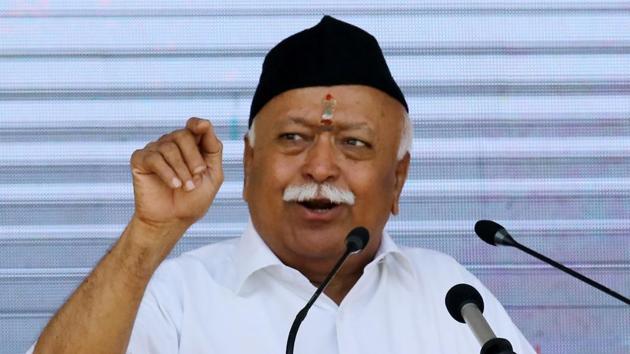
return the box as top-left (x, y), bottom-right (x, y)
top-left (1, 1), bottom-right (629, 353)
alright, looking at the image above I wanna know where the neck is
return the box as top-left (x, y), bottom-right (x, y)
top-left (309, 268), bottom-right (364, 304)
top-left (298, 249), bottom-right (376, 304)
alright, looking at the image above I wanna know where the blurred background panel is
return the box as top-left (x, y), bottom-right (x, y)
top-left (1, 1), bottom-right (629, 353)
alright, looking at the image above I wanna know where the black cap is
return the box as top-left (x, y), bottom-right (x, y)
top-left (249, 15), bottom-right (408, 127)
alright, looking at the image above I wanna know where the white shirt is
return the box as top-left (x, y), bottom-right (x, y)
top-left (127, 222), bottom-right (534, 354)
top-left (27, 222), bottom-right (536, 354)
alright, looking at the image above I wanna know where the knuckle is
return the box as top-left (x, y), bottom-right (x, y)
top-left (130, 149), bottom-right (142, 162)
top-left (144, 151), bottom-right (162, 166)
top-left (159, 141), bottom-right (180, 155)
top-left (172, 129), bottom-right (186, 138)
top-left (175, 130), bottom-right (195, 144)
top-left (186, 117), bottom-right (199, 128)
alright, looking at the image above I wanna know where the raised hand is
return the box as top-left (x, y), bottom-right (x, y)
top-left (130, 117), bottom-right (224, 230)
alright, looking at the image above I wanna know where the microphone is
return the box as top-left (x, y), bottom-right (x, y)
top-left (475, 220), bottom-right (630, 305)
top-left (445, 284), bottom-right (516, 354)
top-left (285, 227), bottom-right (370, 354)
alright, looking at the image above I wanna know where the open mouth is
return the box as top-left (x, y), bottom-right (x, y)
top-left (298, 199), bottom-right (340, 212)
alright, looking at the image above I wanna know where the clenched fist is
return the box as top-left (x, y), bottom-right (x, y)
top-left (130, 117), bottom-right (224, 230)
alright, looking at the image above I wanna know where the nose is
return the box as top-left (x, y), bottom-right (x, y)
top-left (301, 135), bottom-right (340, 183)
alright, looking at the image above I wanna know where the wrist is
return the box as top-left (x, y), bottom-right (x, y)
top-left (129, 215), bottom-right (190, 244)
top-left (116, 216), bottom-right (191, 279)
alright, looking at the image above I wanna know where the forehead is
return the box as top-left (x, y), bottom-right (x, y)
top-left (256, 85), bottom-right (403, 128)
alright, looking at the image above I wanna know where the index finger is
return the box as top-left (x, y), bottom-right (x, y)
top-left (185, 117), bottom-right (221, 154)
top-left (186, 117), bottom-right (210, 137)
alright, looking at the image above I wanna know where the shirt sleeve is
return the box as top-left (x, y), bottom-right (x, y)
top-left (24, 261), bottom-right (182, 354)
top-left (126, 261), bottom-right (182, 354)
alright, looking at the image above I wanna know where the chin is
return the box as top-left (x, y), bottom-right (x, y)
top-left (291, 228), bottom-right (348, 260)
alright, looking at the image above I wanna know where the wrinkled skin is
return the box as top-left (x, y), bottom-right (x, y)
top-left (243, 85), bottom-right (410, 293)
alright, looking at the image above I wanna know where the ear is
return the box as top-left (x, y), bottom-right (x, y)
top-left (391, 152), bottom-right (410, 215)
top-left (242, 135), bottom-right (254, 202)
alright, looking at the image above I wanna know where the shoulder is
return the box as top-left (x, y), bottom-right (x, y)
top-left (147, 238), bottom-right (240, 296)
top-left (136, 238), bottom-right (240, 328)
top-left (397, 245), bottom-right (489, 299)
top-left (399, 246), bottom-right (475, 280)
top-left (398, 246), bottom-right (536, 353)
top-left (395, 246), bottom-right (498, 324)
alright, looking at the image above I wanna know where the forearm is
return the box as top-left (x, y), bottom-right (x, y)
top-left (33, 217), bottom-right (188, 354)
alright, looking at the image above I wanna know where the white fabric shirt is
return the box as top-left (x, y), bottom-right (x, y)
top-left (28, 222), bottom-right (536, 354)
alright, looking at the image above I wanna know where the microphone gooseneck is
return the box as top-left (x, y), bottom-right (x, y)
top-left (474, 220), bottom-right (630, 305)
top-left (286, 227), bottom-right (370, 354)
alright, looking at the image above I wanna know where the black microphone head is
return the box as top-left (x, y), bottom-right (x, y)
top-left (345, 227), bottom-right (370, 253)
top-left (474, 220), bottom-right (506, 246)
top-left (445, 283), bottom-right (485, 323)
top-left (475, 219), bottom-right (517, 247)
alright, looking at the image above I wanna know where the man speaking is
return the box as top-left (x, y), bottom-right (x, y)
top-left (29, 16), bottom-right (535, 354)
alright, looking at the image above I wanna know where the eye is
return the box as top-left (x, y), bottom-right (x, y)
top-left (279, 133), bottom-right (304, 141)
top-left (344, 137), bottom-right (370, 148)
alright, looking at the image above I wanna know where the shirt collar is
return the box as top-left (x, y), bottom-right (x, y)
top-left (232, 220), bottom-right (415, 294)
top-left (367, 228), bottom-right (415, 275)
top-left (232, 220), bottom-right (284, 293)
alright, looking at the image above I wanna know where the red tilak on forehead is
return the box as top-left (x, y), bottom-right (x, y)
top-left (321, 93), bottom-right (336, 126)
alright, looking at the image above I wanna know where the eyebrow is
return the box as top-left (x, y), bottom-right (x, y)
top-left (279, 116), bottom-right (374, 135)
